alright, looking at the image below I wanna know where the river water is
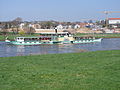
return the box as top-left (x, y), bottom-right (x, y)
top-left (0, 38), bottom-right (120, 57)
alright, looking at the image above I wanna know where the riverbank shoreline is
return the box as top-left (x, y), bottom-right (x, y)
top-left (1, 37), bottom-right (120, 41)
top-left (0, 50), bottom-right (120, 90)
top-left (1, 33), bottom-right (120, 41)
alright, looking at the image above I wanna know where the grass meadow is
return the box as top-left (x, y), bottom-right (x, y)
top-left (0, 50), bottom-right (120, 90)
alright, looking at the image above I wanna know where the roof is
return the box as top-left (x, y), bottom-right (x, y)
top-left (108, 18), bottom-right (120, 20)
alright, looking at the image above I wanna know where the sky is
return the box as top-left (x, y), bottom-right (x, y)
top-left (0, 0), bottom-right (120, 21)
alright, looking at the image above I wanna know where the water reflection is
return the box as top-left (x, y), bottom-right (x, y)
top-left (0, 38), bottom-right (120, 57)
top-left (17, 45), bottom-right (25, 56)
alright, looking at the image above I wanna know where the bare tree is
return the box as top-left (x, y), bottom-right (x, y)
top-left (11, 17), bottom-right (23, 34)
top-left (24, 27), bottom-right (35, 35)
top-left (13, 17), bottom-right (22, 22)
top-left (41, 21), bottom-right (56, 29)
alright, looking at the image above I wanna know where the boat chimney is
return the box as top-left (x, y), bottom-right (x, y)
top-left (55, 28), bottom-right (57, 33)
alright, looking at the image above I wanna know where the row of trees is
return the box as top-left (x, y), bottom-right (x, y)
top-left (39, 21), bottom-right (75, 29)
top-left (0, 17), bottom-right (35, 35)
top-left (40, 21), bottom-right (58, 29)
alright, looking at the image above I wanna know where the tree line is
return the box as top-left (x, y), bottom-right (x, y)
top-left (0, 17), bottom-right (35, 35)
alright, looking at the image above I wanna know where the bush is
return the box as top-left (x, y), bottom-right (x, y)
top-left (19, 30), bottom-right (25, 35)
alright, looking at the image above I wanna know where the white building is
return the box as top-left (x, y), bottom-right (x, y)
top-left (33, 24), bottom-right (41, 29)
top-left (56, 24), bottom-right (63, 30)
top-left (68, 25), bottom-right (72, 29)
top-left (19, 23), bottom-right (25, 29)
top-left (74, 24), bottom-right (80, 29)
top-left (105, 29), bottom-right (114, 33)
top-left (108, 18), bottom-right (120, 28)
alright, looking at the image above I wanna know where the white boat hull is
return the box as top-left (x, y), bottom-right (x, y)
top-left (73, 38), bottom-right (102, 44)
top-left (5, 41), bottom-right (53, 45)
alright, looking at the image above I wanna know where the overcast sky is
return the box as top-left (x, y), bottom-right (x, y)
top-left (0, 0), bottom-right (120, 21)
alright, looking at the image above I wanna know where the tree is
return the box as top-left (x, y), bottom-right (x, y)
top-left (24, 26), bottom-right (35, 35)
top-left (13, 17), bottom-right (22, 22)
top-left (29, 27), bottom-right (35, 35)
top-left (1, 28), bottom-right (8, 36)
top-left (10, 17), bottom-right (23, 34)
top-left (41, 21), bottom-right (56, 29)
top-left (1, 23), bottom-right (9, 36)
top-left (19, 30), bottom-right (25, 35)
top-left (4, 23), bottom-right (9, 29)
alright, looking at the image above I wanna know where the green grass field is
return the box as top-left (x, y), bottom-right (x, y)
top-left (1, 33), bottom-right (120, 41)
top-left (75, 33), bottom-right (120, 38)
top-left (0, 50), bottom-right (120, 90)
top-left (0, 33), bottom-right (40, 41)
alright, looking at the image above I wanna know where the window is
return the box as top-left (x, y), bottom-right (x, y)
top-left (20, 38), bottom-right (23, 40)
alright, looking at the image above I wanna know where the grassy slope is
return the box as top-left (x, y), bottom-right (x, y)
top-left (0, 33), bottom-right (40, 41)
top-left (75, 33), bottom-right (120, 38)
top-left (1, 33), bottom-right (120, 41)
top-left (0, 50), bottom-right (120, 90)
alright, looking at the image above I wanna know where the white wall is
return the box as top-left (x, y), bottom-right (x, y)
top-left (109, 20), bottom-right (120, 24)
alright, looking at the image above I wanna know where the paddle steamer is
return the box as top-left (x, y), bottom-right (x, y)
top-left (5, 32), bottom-right (102, 45)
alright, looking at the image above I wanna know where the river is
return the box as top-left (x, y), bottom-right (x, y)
top-left (0, 38), bottom-right (120, 57)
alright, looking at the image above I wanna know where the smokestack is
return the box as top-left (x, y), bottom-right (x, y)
top-left (55, 28), bottom-right (57, 33)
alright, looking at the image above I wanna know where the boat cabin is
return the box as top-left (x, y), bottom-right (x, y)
top-left (74, 36), bottom-right (95, 40)
top-left (16, 36), bottom-right (53, 42)
top-left (39, 32), bottom-right (72, 37)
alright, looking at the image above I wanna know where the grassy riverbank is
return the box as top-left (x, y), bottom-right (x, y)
top-left (75, 33), bottom-right (120, 38)
top-left (0, 50), bottom-right (120, 90)
top-left (0, 33), bottom-right (39, 41)
top-left (0, 33), bottom-right (120, 41)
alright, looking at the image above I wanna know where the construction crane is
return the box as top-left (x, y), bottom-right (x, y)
top-left (102, 11), bottom-right (120, 28)
top-left (103, 11), bottom-right (120, 19)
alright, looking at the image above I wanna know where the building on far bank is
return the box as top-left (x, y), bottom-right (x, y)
top-left (74, 24), bottom-right (80, 29)
top-left (33, 24), bottom-right (41, 29)
top-left (19, 23), bottom-right (25, 29)
top-left (108, 18), bottom-right (120, 28)
top-left (56, 24), bottom-right (63, 30)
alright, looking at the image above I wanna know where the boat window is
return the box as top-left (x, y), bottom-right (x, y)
top-left (20, 38), bottom-right (23, 40)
